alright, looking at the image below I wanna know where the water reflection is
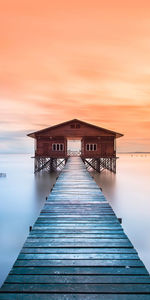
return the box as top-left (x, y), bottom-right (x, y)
top-left (93, 169), bottom-right (117, 203)
top-left (0, 154), bottom-right (58, 286)
top-left (92, 154), bottom-right (150, 274)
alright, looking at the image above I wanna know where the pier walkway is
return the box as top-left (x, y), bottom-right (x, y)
top-left (0, 157), bottom-right (150, 299)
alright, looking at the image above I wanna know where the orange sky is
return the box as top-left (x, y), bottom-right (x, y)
top-left (0, 0), bottom-right (150, 152)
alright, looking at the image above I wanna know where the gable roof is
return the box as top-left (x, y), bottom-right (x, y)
top-left (27, 119), bottom-right (123, 139)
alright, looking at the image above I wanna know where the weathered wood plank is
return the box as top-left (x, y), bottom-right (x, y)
top-left (24, 242), bottom-right (133, 248)
top-left (20, 247), bottom-right (137, 254)
top-left (31, 230), bottom-right (124, 234)
top-left (32, 225), bottom-right (124, 229)
top-left (14, 259), bottom-right (144, 267)
top-left (10, 266), bottom-right (149, 275)
top-left (1, 283), bottom-right (150, 293)
top-left (18, 253), bottom-right (139, 260)
top-left (0, 294), bottom-right (150, 300)
top-left (6, 275), bottom-right (150, 284)
top-left (33, 225), bottom-right (122, 228)
top-left (28, 234), bottom-right (127, 238)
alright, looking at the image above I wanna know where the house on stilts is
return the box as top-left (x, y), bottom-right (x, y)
top-left (27, 119), bottom-right (123, 173)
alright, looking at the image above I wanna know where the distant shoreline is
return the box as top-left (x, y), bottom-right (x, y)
top-left (117, 152), bottom-right (150, 154)
top-left (0, 152), bottom-right (150, 155)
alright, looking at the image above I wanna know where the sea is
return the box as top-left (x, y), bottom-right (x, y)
top-left (0, 153), bottom-right (150, 286)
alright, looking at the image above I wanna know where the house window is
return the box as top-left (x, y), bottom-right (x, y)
top-left (70, 123), bottom-right (81, 129)
top-left (86, 144), bottom-right (97, 151)
top-left (52, 143), bottom-right (64, 151)
top-left (76, 124), bottom-right (80, 128)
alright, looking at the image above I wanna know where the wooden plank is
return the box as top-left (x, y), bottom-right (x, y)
top-left (32, 225), bottom-right (124, 228)
top-left (28, 234), bottom-right (127, 238)
top-left (18, 253), bottom-right (139, 260)
top-left (35, 220), bottom-right (119, 223)
top-left (0, 294), bottom-right (150, 300)
top-left (25, 239), bottom-right (131, 244)
top-left (10, 266), bottom-right (149, 275)
top-left (24, 242), bottom-right (133, 248)
top-left (1, 283), bottom-right (150, 293)
top-left (35, 219), bottom-right (119, 222)
top-left (33, 226), bottom-right (121, 229)
top-left (34, 222), bottom-right (121, 225)
top-left (6, 275), bottom-right (150, 284)
top-left (21, 248), bottom-right (137, 254)
top-left (32, 226), bottom-right (123, 230)
top-left (30, 230), bottom-right (124, 234)
top-left (14, 259), bottom-right (144, 267)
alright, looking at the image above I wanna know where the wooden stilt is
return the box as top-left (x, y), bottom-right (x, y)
top-left (34, 157), bottom-right (68, 173)
top-left (82, 157), bottom-right (117, 174)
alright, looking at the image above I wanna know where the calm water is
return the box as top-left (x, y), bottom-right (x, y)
top-left (0, 154), bottom-right (58, 287)
top-left (0, 154), bottom-right (150, 286)
top-left (92, 154), bottom-right (150, 275)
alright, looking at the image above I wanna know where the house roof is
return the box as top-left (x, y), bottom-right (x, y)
top-left (27, 119), bottom-right (123, 139)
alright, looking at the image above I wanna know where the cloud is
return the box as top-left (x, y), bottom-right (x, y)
top-left (0, 1), bottom-right (150, 152)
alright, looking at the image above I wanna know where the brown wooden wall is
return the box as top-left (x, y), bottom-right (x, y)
top-left (82, 137), bottom-right (115, 158)
top-left (35, 121), bottom-right (115, 138)
top-left (35, 137), bottom-right (67, 158)
top-left (35, 136), bottom-right (115, 158)
top-left (34, 121), bottom-right (116, 158)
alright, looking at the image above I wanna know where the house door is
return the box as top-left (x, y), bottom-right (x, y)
top-left (67, 139), bottom-right (81, 156)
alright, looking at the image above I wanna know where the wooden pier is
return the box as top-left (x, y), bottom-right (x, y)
top-left (0, 157), bottom-right (150, 299)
